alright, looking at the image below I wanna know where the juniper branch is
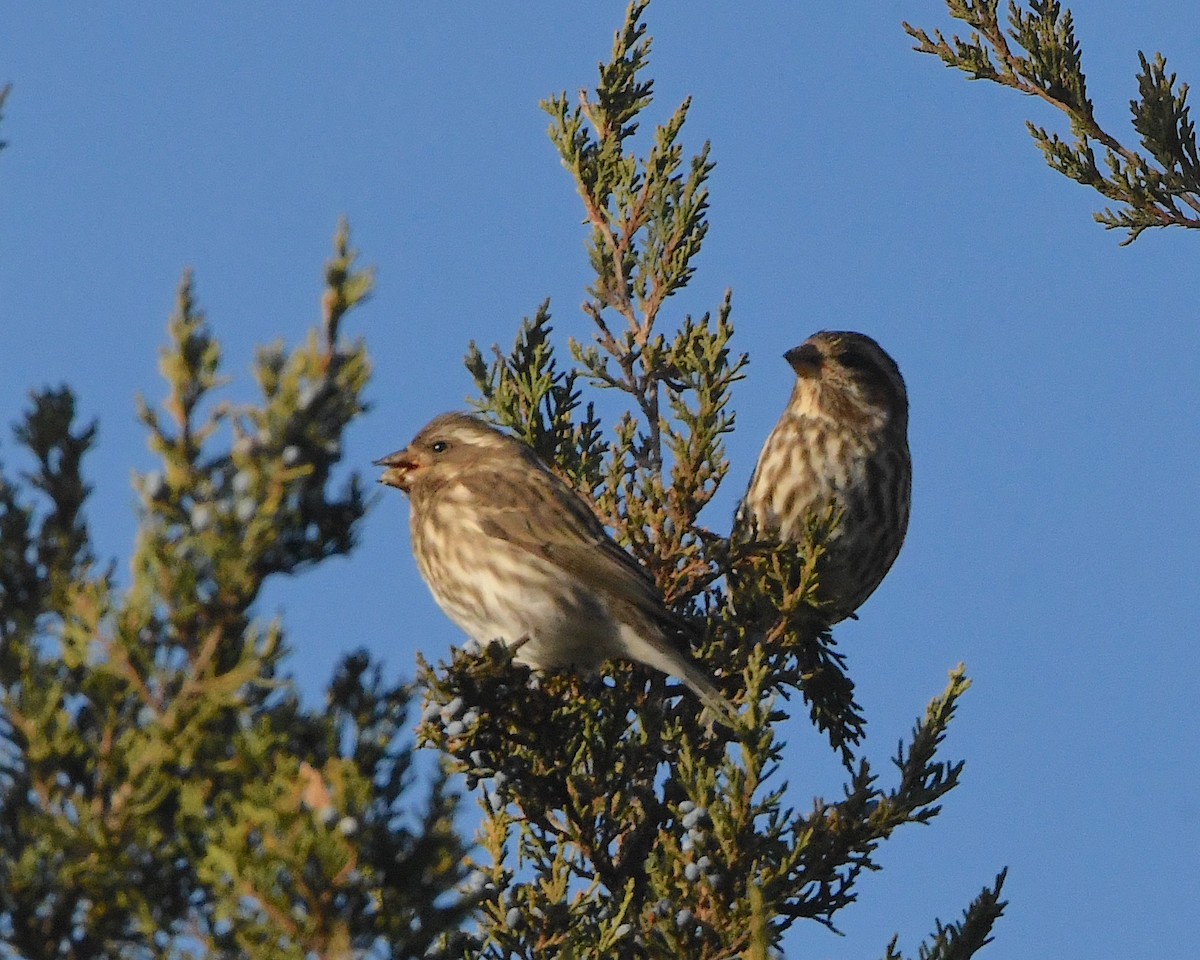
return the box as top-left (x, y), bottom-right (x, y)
top-left (905, 0), bottom-right (1200, 242)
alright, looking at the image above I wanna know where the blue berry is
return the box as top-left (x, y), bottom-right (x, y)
top-left (190, 504), bottom-right (213, 530)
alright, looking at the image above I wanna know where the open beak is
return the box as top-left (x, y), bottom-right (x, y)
top-left (374, 449), bottom-right (418, 493)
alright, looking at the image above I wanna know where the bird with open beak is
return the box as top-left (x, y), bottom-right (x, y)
top-left (376, 412), bottom-right (738, 725)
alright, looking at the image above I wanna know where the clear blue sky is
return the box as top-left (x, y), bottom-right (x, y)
top-left (2, 3), bottom-right (1197, 957)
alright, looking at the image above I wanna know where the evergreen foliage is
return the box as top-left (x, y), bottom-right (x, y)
top-left (0, 4), bottom-right (1013, 957)
top-left (418, 3), bottom-right (1006, 958)
top-left (905, 1), bottom-right (1200, 243)
top-left (0, 225), bottom-right (473, 958)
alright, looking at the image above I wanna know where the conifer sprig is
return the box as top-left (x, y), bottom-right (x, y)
top-left (905, 1), bottom-right (1200, 242)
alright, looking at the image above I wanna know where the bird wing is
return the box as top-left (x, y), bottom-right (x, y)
top-left (459, 466), bottom-right (693, 640)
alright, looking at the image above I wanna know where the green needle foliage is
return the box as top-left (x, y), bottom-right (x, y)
top-left (904, 0), bottom-right (1200, 243)
top-left (419, 3), bottom-right (1006, 958)
top-left (0, 224), bottom-right (473, 958)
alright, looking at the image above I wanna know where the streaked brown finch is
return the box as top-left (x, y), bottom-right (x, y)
top-left (733, 331), bottom-right (911, 623)
top-left (376, 413), bottom-right (738, 724)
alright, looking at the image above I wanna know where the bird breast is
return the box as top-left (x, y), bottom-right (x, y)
top-left (751, 413), bottom-right (876, 542)
top-left (410, 487), bottom-right (621, 669)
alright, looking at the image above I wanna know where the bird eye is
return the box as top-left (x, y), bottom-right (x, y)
top-left (431, 440), bottom-right (449, 454)
top-left (839, 347), bottom-right (870, 370)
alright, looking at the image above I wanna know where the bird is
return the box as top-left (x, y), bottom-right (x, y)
top-left (375, 412), bottom-right (738, 724)
top-left (732, 330), bottom-right (911, 623)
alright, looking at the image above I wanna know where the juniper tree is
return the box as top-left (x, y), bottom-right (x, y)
top-left (417, 3), bottom-right (1006, 959)
top-left (905, 0), bottom-right (1200, 244)
top-left (0, 224), bottom-right (473, 959)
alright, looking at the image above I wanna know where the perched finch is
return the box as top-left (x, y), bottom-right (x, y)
top-left (376, 413), bottom-right (738, 724)
top-left (733, 331), bottom-right (911, 623)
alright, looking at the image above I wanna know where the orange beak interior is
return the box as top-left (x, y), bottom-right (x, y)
top-left (374, 450), bottom-right (418, 493)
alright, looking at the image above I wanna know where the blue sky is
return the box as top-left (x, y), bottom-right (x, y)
top-left (2, 2), bottom-right (1198, 957)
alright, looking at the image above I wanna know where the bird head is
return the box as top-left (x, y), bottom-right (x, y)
top-left (784, 331), bottom-right (908, 430)
top-left (375, 413), bottom-right (522, 495)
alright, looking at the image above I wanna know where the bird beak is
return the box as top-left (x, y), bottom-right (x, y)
top-left (784, 343), bottom-right (823, 377)
top-left (374, 449), bottom-right (418, 493)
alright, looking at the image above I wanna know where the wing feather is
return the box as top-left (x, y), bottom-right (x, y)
top-left (459, 466), bottom-right (692, 639)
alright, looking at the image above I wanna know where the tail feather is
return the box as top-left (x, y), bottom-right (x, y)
top-left (617, 623), bottom-right (741, 730)
top-left (633, 636), bottom-right (740, 730)
top-left (676, 657), bottom-right (742, 730)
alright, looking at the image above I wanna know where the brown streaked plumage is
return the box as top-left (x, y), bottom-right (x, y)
top-left (733, 331), bottom-right (911, 623)
top-left (376, 412), bottom-right (737, 724)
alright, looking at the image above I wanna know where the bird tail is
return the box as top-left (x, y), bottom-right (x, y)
top-left (639, 645), bottom-right (740, 730)
top-left (677, 659), bottom-right (741, 730)
top-left (618, 624), bottom-right (742, 730)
